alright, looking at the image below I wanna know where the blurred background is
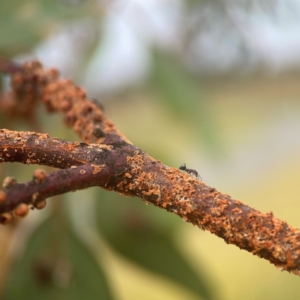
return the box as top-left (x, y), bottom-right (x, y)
top-left (1, 0), bottom-right (300, 299)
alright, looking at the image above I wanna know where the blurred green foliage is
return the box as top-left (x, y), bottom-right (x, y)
top-left (3, 214), bottom-right (113, 300)
top-left (96, 189), bottom-right (214, 300)
top-left (0, 0), bottom-right (99, 56)
top-left (150, 50), bottom-right (223, 155)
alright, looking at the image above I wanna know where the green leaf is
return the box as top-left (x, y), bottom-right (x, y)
top-left (3, 215), bottom-right (113, 300)
top-left (96, 189), bottom-right (215, 300)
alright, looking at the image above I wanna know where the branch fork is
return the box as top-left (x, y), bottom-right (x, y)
top-left (1, 59), bottom-right (300, 275)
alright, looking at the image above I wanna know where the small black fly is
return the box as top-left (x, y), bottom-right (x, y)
top-left (179, 163), bottom-right (202, 181)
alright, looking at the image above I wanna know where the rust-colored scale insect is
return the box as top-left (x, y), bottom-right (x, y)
top-left (179, 163), bottom-right (202, 181)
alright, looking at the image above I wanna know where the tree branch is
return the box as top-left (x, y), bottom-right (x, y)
top-left (0, 164), bottom-right (110, 213)
top-left (1, 59), bottom-right (300, 276)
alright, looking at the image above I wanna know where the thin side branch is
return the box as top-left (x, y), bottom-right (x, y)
top-left (1, 60), bottom-right (300, 276)
top-left (0, 164), bottom-right (110, 212)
